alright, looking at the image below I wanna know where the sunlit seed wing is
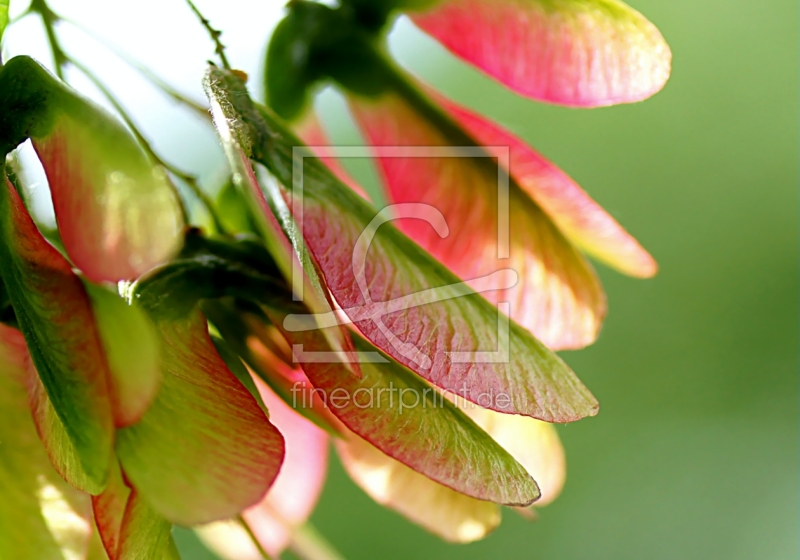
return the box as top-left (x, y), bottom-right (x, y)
top-left (0, 179), bottom-right (113, 493)
top-left (116, 311), bottom-right (285, 526)
top-left (203, 66), bottom-right (599, 421)
top-left (410, 0), bottom-right (671, 107)
top-left (0, 324), bottom-right (95, 560)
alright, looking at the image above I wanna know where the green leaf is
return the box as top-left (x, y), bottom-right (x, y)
top-left (116, 492), bottom-right (177, 560)
top-left (136, 235), bottom-right (538, 506)
top-left (203, 66), bottom-right (598, 423)
top-left (460, 402), bottom-right (567, 508)
top-left (0, 324), bottom-right (97, 559)
top-left (216, 179), bottom-right (260, 235)
top-left (204, 69), bottom-right (360, 378)
top-left (26, 369), bottom-right (109, 495)
top-left (201, 300), bottom-right (342, 437)
top-left (264, 304), bottom-right (540, 507)
top-left (85, 282), bottom-right (162, 427)
top-left (116, 310), bottom-right (285, 526)
top-left (0, 179), bottom-right (113, 493)
top-left (0, 55), bottom-right (184, 282)
top-left (133, 233), bottom-right (342, 433)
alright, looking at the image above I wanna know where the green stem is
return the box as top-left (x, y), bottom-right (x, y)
top-left (185, 0), bottom-right (232, 70)
top-left (288, 523), bottom-right (348, 560)
top-left (237, 514), bottom-right (273, 559)
top-left (28, 0), bottom-right (67, 79)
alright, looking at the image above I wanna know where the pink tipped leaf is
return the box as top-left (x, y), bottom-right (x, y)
top-left (242, 377), bottom-right (329, 556)
top-left (92, 461), bottom-right (131, 559)
top-left (199, 377), bottom-right (329, 557)
top-left (205, 73), bottom-right (360, 378)
top-left (410, 0), bottom-right (671, 107)
top-left (0, 56), bottom-right (184, 282)
top-left (0, 179), bottom-right (114, 493)
top-left (437, 93), bottom-right (657, 277)
top-left (265, 306), bottom-right (540, 507)
top-left (84, 283), bottom-right (163, 427)
top-left (348, 91), bottom-right (606, 351)
top-left (0, 324), bottom-right (96, 560)
top-left (25, 368), bottom-right (109, 496)
top-left (293, 111), bottom-right (369, 198)
top-left (116, 492), bottom-right (179, 560)
top-left (203, 301), bottom-right (344, 436)
top-left (93, 461), bottom-right (178, 560)
top-left (203, 67), bottom-right (599, 422)
top-left (115, 310), bottom-right (285, 526)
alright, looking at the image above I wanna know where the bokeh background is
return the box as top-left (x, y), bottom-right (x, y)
top-left (4, 1), bottom-right (797, 558)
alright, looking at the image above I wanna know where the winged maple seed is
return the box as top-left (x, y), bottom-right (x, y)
top-left (0, 0), bottom-right (668, 557)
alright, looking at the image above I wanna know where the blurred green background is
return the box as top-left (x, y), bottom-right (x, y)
top-left (8, 0), bottom-right (796, 558)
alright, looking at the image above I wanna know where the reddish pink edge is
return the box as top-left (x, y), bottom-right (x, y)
top-left (266, 308), bottom-right (541, 506)
top-left (436, 92), bottom-right (657, 278)
top-left (4, 180), bottom-right (114, 491)
top-left (236, 150), bottom-right (362, 378)
top-left (182, 313), bottom-right (287, 504)
top-left (33, 133), bottom-right (142, 282)
top-left (345, 94), bottom-right (606, 351)
top-left (243, 377), bottom-right (329, 555)
top-left (0, 323), bottom-right (29, 376)
top-left (245, 329), bottom-right (345, 434)
top-left (92, 467), bottom-right (132, 559)
top-left (410, 0), bottom-right (671, 107)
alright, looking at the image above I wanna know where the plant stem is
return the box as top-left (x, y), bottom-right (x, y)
top-left (185, 0), bottom-right (232, 70)
top-left (236, 514), bottom-right (273, 559)
top-left (288, 523), bottom-right (348, 560)
top-left (27, 0), bottom-right (67, 79)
